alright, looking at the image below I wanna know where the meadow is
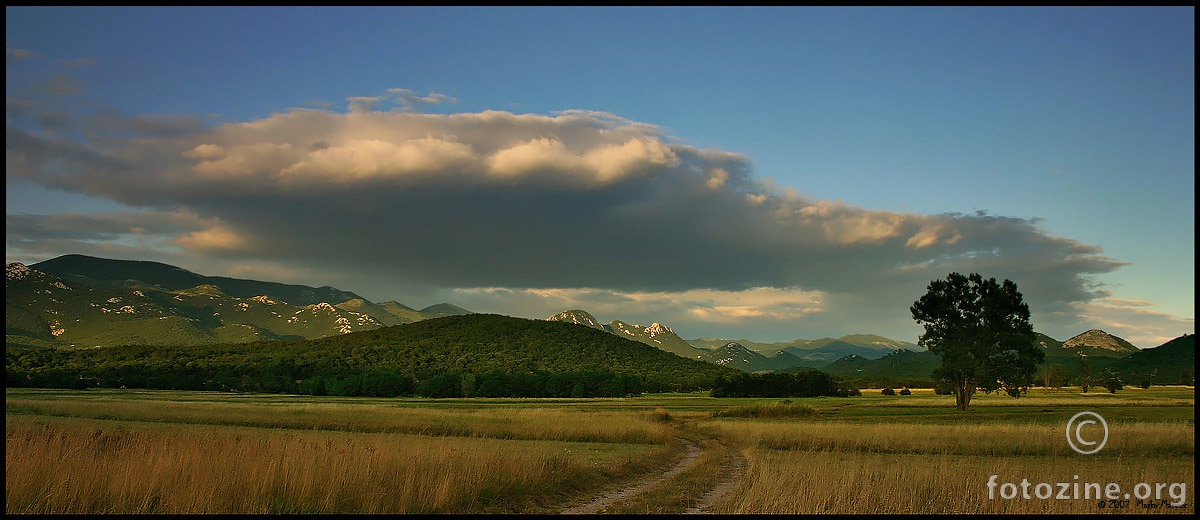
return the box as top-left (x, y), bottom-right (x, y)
top-left (6, 386), bottom-right (1194, 514)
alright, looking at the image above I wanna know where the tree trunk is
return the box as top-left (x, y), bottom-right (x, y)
top-left (955, 380), bottom-right (974, 411)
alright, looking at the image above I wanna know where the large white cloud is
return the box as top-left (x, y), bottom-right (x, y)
top-left (10, 90), bottom-right (1175, 344)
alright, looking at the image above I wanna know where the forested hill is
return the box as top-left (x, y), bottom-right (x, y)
top-left (343, 314), bottom-right (735, 382)
top-left (6, 314), bottom-right (739, 394)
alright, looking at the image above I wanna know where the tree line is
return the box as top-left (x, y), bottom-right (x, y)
top-left (709, 370), bottom-right (857, 398)
top-left (5, 351), bottom-right (645, 398)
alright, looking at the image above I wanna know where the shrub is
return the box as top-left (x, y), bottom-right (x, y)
top-left (649, 409), bottom-right (673, 423)
top-left (1099, 369), bottom-right (1124, 394)
top-left (1103, 377), bottom-right (1124, 394)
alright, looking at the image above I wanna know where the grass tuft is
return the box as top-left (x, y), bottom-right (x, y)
top-left (711, 401), bottom-right (819, 419)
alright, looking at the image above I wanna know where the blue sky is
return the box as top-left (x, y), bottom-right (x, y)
top-left (6, 7), bottom-right (1194, 347)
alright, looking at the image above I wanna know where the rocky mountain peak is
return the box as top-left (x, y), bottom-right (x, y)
top-left (547, 309), bottom-right (606, 331)
top-left (1063, 329), bottom-right (1140, 353)
top-left (719, 341), bottom-right (751, 353)
top-left (645, 322), bottom-right (674, 336)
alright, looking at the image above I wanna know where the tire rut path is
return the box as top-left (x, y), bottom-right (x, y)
top-left (559, 439), bottom-right (702, 514)
top-left (683, 446), bottom-right (747, 514)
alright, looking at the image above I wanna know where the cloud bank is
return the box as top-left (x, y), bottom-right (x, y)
top-left (9, 82), bottom-right (1175, 345)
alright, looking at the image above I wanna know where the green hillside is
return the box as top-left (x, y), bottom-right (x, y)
top-left (1106, 334), bottom-right (1194, 386)
top-left (1035, 354), bottom-right (1117, 384)
top-left (6, 314), bottom-right (740, 394)
top-left (820, 354), bottom-right (876, 376)
top-left (379, 301), bottom-right (435, 323)
top-left (1033, 332), bottom-right (1063, 349)
top-left (700, 342), bottom-right (812, 372)
top-left (814, 349), bottom-right (942, 389)
top-left (6, 258), bottom-right (476, 349)
top-left (7, 264), bottom-right (381, 348)
top-left (369, 315), bottom-right (733, 385)
top-left (32, 254), bottom-right (363, 306)
top-left (853, 349), bottom-right (941, 379)
top-left (336, 299), bottom-right (417, 326)
top-left (419, 303), bottom-right (473, 318)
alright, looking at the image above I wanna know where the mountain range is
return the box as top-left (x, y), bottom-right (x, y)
top-left (6, 255), bottom-right (1191, 385)
top-left (547, 310), bottom-right (709, 359)
top-left (547, 309), bottom-right (920, 372)
top-left (689, 335), bottom-right (919, 366)
top-left (6, 256), bottom-right (468, 349)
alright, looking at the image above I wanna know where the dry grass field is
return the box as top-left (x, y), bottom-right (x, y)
top-left (6, 386), bottom-right (1194, 514)
top-left (704, 387), bottom-right (1194, 514)
top-left (5, 391), bottom-right (677, 514)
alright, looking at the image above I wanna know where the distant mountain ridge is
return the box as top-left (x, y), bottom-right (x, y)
top-left (32, 254), bottom-right (362, 307)
top-left (6, 255), bottom-right (472, 349)
top-left (701, 341), bottom-right (815, 373)
top-left (546, 310), bottom-right (709, 359)
top-left (819, 349), bottom-right (942, 380)
top-left (546, 309), bottom-right (905, 372)
top-left (608, 320), bottom-right (709, 359)
top-left (689, 334), bottom-right (921, 367)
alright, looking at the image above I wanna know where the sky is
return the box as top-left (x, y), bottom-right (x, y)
top-left (6, 6), bottom-right (1194, 348)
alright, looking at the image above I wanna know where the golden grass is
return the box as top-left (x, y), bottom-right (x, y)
top-left (713, 450), bottom-right (1194, 514)
top-left (5, 395), bottom-right (672, 444)
top-left (5, 414), bottom-right (670, 514)
top-left (711, 400), bottom-right (819, 419)
top-left (700, 419), bottom-right (1194, 458)
top-left (703, 419), bottom-right (1194, 514)
top-left (6, 387), bottom-right (1194, 514)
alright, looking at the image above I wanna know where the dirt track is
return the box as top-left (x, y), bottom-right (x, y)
top-left (559, 433), bottom-right (746, 514)
top-left (684, 447), bottom-right (747, 514)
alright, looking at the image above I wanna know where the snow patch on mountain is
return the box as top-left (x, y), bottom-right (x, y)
top-left (310, 302), bottom-right (337, 314)
top-left (645, 322), bottom-right (674, 338)
top-left (708, 342), bottom-right (755, 366)
top-left (546, 310), bottom-right (607, 331)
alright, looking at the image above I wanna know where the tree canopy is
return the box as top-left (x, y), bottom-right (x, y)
top-left (910, 272), bottom-right (1042, 410)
